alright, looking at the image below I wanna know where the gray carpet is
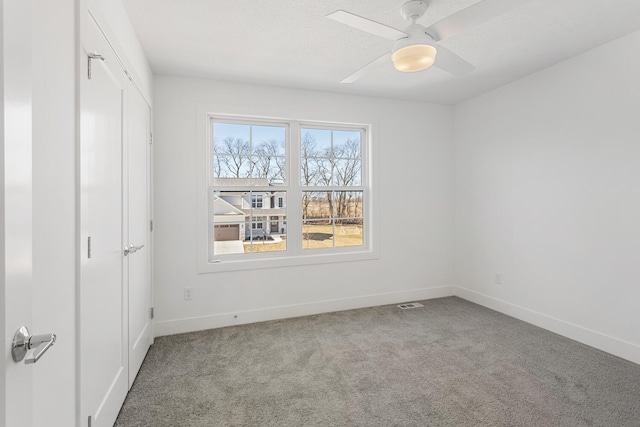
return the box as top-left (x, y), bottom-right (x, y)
top-left (114, 297), bottom-right (640, 426)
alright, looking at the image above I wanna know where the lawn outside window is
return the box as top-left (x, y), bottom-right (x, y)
top-left (199, 114), bottom-right (375, 273)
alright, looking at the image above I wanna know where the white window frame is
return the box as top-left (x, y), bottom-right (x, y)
top-left (197, 109), bottom-right (379, 274)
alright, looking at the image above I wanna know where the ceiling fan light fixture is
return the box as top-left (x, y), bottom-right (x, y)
top-left (392, 42), bottom-right (437, 72)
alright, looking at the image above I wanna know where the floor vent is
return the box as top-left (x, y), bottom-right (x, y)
top-left (397, 302), bottom-right (424, 310)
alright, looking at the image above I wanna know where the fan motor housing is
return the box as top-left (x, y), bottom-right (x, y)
top-left (401, 0), bottom-right (428, 22)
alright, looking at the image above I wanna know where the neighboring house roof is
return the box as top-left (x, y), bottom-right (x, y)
top-left (215, 192), bottom-right (287, 221)
top-left (213, 195), bottom-right (246, 218)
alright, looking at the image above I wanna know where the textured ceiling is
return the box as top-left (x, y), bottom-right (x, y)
top-left (122, 0), bottom-right (640, 104)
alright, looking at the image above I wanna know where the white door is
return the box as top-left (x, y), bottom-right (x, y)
top-left (79, 16), bottom-right (129, 427)
top-left (2, 0), bottom-right (34, 425)
top-left (126, 87), bottom-right (152, 387)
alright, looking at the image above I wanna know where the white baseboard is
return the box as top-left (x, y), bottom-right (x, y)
top-left (154, 286), bottom-right (455, 337)
top-left (453, 286), bottom-right (640, 365)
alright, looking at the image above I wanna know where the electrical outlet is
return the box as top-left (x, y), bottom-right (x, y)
top-left (184, 287), bottom-right (193, 300)
top-left (495, 273), bottom-right (502, 285)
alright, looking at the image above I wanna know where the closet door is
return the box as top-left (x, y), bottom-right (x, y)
top-left (80, 16), bottom-right (129, 427)
top-left (126, 87), bottom-right (152, 387)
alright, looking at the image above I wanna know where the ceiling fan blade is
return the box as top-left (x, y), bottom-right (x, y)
top-left (433, 46), bottom-right (475, 76)
top-left (327, 10), bottom-right (407, 41)
top-left (340, 52), bottom-right (391, 84)
top-left (425, 0), bottom-right (534, 41)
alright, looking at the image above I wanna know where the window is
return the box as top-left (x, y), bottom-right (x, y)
top-left (210, 120), bottom-right (286, 255)
top-left (251, 194), bottom-right (263, 208)
top-left (300, 128), bottom-right (363, 250)
top-left (204, 115), bottom-right (373, 271)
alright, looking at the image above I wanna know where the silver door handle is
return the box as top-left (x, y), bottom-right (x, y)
top-left (11, 326), bottom-right (56, 364)
top-left (124, 243), bottom-right (145, 256)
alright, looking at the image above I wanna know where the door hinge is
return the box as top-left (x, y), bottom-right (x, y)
top-left (88, 415), bottom-right (92, 427)
top-left (150, 219), bottom-right (154, 232)
top-left (150, 307), bottom-right (154, 319)
top-left (87, 236), bottom-right (92, 259)
top-left (87, 53), bottom-right (104, 80)
top-left (149, 132), bottom-right (153, 144)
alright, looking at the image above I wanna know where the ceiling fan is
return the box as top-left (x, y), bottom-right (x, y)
top-left (326, 0), bottom-right (533, 83)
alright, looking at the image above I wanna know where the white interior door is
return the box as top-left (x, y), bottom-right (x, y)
top-left (126, 87), bottom-right (152, 387)
top-left (79, 16), bottom-right (129, 427)
top-left (2, 0), bottom-right (34, 425)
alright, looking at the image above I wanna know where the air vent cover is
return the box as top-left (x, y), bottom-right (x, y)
top-left (397, 302), bottom-right (424, 310)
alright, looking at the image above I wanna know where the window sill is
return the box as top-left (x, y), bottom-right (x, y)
top-left (197, 248), bottom-right (379, 274)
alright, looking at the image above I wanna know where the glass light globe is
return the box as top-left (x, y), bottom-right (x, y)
top-left (392, 44), bottom-right (437, 72)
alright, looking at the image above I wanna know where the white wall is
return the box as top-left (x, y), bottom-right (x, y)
top-left (453, 30), bottom-right (640, 364)
top-left (153, 76), bottom-right (455, 335)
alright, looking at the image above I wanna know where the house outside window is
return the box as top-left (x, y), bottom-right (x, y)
top-left (203, 114), bottom-right (374, 272)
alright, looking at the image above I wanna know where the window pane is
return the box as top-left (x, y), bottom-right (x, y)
top-left (301, 157), bottom-right (336, 186)
top-left (212, 190), bottom-right (287, 255)
top-left (301, 128), bottom-right (332, 156)
top-left (213, 123), bottom-right (250, 147)
top-left (213, 122), bottom-right (287, 186)
top-left (316, 157), bottom-right (335, 186)
top-left (303, 191), bottom-right (364, 251)
top-left (333, 130), bottom-right (361, 159)
top-left (302, 191), bottom-right (332, 220)
top-left (212, 191), bottom-right (248, 257)
top-left (252, 125), bottom-right (286, 184)
top-left (300, 128), bottom-right (362, 187)
top-left (251, 155), bottom-right (286, 184)
top-left (334, 158), bottom-right (361, 186)
top-left (333, 191), bottom-right (363, 219)
top-left (252, 126), bottom-right (286, 156)
top-left (213, 126), bottom-right (251, 158)
top-left (244, 212), bottom-right (287, 253)
top-left (212, 223), bottom-right (245, 255)
top-left (300, 128), bottom-right (333, 186)
top-left (213, 155), bottom-right (252, 181)
top-left (302, 220), bottom-right (334, 249)
top-left (334, 218), bottom-right (363, 248)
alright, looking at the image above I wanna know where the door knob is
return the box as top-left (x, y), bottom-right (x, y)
top-left (124, 243), bottom-right (144, 256)
top-left (11, 326), bottom-right (56, 364)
